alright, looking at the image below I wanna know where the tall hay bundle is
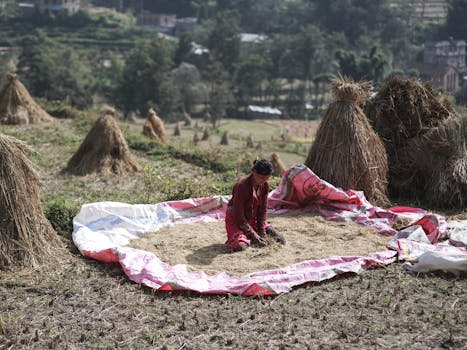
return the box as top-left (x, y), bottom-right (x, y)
top-left (201, 127), bottom-right (210, 141)
top-left (270, 152), bottom-right (285, 177)
top-left (174, 122), bottom-right (181, 136)
top-left (367, 77), bottom-right (458, 199)
top-left (143, 108), bottom-right (168, 144)
top-left (128, 111), bottom-right (139, 123)
top-left (407, 116), bottom-right (466, 208)
top-left (143, 119), bottom-right (159, 140)
top-left (305, 78), bottom-right (389, 206)
top-left (184, 112), bottom-right (193, 126)
top-left (0, 134), bottom-right (61, 269)
top-left (220, 131), bottom-right (229, 145)
top-left (246, 134), bottom-right (254, 148)
top-left (64, 111), bottom-right (141, 175)
top-left (0, 73), bottom-right (54, 125)
top-left (193, 131), bottom-right (200, 145)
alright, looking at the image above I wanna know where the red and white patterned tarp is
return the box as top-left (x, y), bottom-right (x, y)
top-left (73, 164), bottom-right (464, 296)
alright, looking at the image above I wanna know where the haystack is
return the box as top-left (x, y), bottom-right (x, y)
top-left (0, 134), bottom-right (61, 269)
top-left (201, 127), bottom-right (210, 141)
top-left (305, 78), bottom-right (389, 206)
top-left (128, 111), bottom-right (139, 123)
top-left (64, 110), bottom-right (141, 175)
top-left (203, 111), bottom-right (211, 123)
top-left (174, 122), bottom-right (181, 136)
top-left (270, 152), bottom-right (285, 177)
top-left (406, 116), bottom-right (466, 208)
top-left (220, 131), bottom-right (229, 145)
top-left (367, 77), bottom-right (465, 208)
top-left (0, 73), bottom-right (54, 125)
top-left (246, 134), bottom-right (254, 148)
top-left (142, 108), bottom-right (168, 144)
top-left (193, 131), bottom-right (200, 145)
top-left (184, 112), bottom-right (193, 126)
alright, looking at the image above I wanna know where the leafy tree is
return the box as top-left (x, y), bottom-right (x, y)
top-left (115, 37), bottom-right (180, 120)
top-left (17, 35), bottom-right (94, 107)
top-left (444, 0), bottom-right (467, 40)
top-left (0, 0), bottom-right (18, 20)
top-left (174, 32), bottom-right (194, 66)
top-left (335, 47), bottom-right (389, 84)
top-left (173, 62), bottom-right (208, 113)
top-left (206, 11), bottom-right (241, 74)
top-left (207, 60), bottom-right (233, 127)
top-left (234, 54), bottom-right (270, 107)
top-left (94, 52), bottom-right (124, 101)
top-left (0, 47), bottom-right (17, 80)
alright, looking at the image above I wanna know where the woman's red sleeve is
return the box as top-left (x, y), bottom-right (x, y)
top-left (256, 182), bottom-right (269, 236)
top-left (232, 181), bottom-right (255, 235)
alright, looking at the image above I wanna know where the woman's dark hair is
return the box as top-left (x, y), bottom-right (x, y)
top-left (252, 159), bottom-right (273, 175)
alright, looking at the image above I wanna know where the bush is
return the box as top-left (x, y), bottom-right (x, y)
top-left (44, 197), bottom-right (80, 236)
top-left (47, 104), bottom-right (82, 119)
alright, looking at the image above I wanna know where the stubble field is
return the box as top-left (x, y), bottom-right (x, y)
top-left (0, 111), bottom-right (465, 349)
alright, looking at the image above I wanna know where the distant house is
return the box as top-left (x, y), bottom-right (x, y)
top-left (175, 17), bottom-right (199, 34)
top-left (409, 0), bottom-right (448, 24)
top-left (388, 0), bottom-right (448, 25)
top-left (424, 39), bottom-right (466, 69)
top-left (136, 12), bottom-right (176, 33)
top-left (415, 39), bottom-right (466, 92)
top-left (417, 63), bottom-right (460, 93)
top-left (17, 0), bottom-right (80, 15)
top-left (43, 0), bottom-right (80, 13)
top-left (247, 105), bottom-right (281, 119)
top-left (240, 33), bottom-right (269, 58)
top-left (190, 42), bottom-right (209, 56)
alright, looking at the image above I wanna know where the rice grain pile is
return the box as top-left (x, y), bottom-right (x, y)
top-left (128, 213), bottom-right (388, 276)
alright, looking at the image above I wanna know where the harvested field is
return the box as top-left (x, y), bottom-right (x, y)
top-left (262, 119), bottom-right (321, 140)
top-left (0, 114), bottom-right (465, 349)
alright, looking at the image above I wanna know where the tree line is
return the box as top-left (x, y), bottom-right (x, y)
top-left (0, 0), bottom-right (466, 121)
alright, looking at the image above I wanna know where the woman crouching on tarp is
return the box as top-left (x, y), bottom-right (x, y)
top-left (225, 159), bottom-right (286, 251)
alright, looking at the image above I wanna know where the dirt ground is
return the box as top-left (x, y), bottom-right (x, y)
top-left (0, 250), bottom-right (465, 350)
top-left (129, 213), bottom-right (386, 276)
top-left (0, 118), bottom-right (465, 350)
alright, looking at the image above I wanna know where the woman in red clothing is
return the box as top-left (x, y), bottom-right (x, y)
top-left (225, 159), bottom-right (286, 251)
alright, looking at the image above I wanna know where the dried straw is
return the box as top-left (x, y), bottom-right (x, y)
top-left (174, 122), bottom-right (181, 136)
top-left (0, 73), bottom-right (54, 125)
top-left (305, 77), bottom-right (389, 206)
top-left (184, 112), bottom-right (193, 126)
top-left (367, 77), bottom-right (464, 208)
top-left (142, 108), bottom-right (168, 144)
top-left (246, 134), bottom-right (254, 148)
top-left (0, 133), bottom-right (61, 269)
top-left (64, 111), bottom-right (141, 175)
top-left (201, 127), bottom-right (210, 141)
top-left (270, 152), bottom-right (285, 177)
top-left (193, 131), bottom-right (200, 145)
top-left (408, 116), bottom-right (466, 208)
top-left (220, 131), bottom-right (229, 145)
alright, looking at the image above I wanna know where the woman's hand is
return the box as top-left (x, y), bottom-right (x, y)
top-left (249, 231), bottom-right (267, 246)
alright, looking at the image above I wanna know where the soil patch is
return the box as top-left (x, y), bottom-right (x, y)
top-left (128, 213), bottom-right (388, 276)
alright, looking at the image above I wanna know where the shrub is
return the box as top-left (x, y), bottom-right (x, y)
top-left (44, 197), bottom-right (80, 236)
